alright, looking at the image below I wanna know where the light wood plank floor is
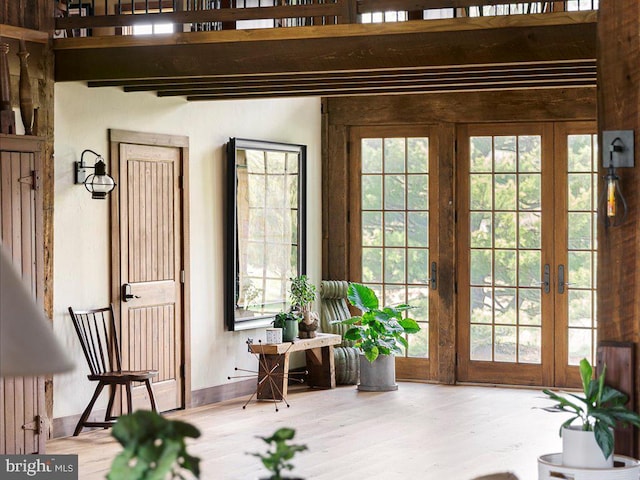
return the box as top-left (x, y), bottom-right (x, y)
top-left (48, 383), bottom-right (562, 479)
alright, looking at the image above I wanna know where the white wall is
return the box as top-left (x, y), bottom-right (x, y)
top-left (52, 82), bottom-right (322, 419)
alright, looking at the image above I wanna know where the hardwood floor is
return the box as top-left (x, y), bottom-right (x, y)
top-left (47, 382), bottom-right (563, 479)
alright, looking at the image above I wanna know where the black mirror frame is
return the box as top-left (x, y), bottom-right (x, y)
top-left (225, 138), bottom-right (307, 331)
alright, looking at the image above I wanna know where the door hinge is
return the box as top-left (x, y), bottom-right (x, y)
top-left (18, 170), bottom-right (39, 191)
top-left (346, 141), bottom-right (351, 155)
top-left (181, 270), bottom-right (185, 283)
top-left (178, 175), bottom-right (183, 189)
top-left (22, 415), bottom-right (43, 434)
top-left (180, 364), bottom-right (185, 378)
top-left (454, 139), bottom-right (458, 154)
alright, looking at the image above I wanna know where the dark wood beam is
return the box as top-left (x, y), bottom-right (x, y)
top-left (54, 13), bottom-right (596, 83)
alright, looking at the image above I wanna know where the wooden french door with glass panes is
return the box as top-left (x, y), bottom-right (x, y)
top-left (456, 122), bottom-right (597, 388)
top-left (349, 126), bottom-right (437, 380)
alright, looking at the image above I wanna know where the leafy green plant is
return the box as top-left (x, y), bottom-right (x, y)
top-left (289, 275), bottom-right (316, 313)
top-left (337, 283), bottom-right (420, 363)
top-left (251, 427), bottom-right (308, 480)
top-left (273, 311), bottom-right (300, 328)
top-left (108, 410), bottom-right (201, 480)
top-left (541, 358), bottom-right (640, 460)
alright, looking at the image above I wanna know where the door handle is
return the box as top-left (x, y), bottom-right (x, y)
top-left (122, 283), bottom-right (140, 302)
top-left (430, 261), bottom-right (437, 290)
top-left (540, 264), bottom-right (550, 294)
top-left (558, 265), bottom-right (574, 294)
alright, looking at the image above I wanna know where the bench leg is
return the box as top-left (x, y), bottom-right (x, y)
top-left (257, 353), bottom-right (290, 400)
top-left (306, 345), bottom-right (336, 389)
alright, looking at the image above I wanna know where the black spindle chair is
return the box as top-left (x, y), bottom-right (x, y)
top-left (68, 304), bottom-right (158, 436)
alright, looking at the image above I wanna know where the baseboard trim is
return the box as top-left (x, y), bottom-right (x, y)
top-left (190, 379), bottom-right (255, 407)
top-left (52, 379), bottom-right (256, 438)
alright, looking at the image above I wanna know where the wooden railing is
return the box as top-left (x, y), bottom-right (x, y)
top-left (54, 0), bottom-right (598, 37)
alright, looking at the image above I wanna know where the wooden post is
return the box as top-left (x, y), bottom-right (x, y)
top-left (0, 43), bottom-right (16, 134)
top-left (18, 39), bottom-right (34, 135)
top-left (597, 0), bottom-right (640, 459)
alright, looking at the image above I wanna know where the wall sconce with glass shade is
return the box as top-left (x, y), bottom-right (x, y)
top-left (600, 130), bottom-right (634, 228)
top-left (74, 149), bottom-right (116, 199)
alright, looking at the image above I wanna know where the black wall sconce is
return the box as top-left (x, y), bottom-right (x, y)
top-left (600, 130), bottom-right (634, 227)
top-left (74, 149), bottom-right (116, 200)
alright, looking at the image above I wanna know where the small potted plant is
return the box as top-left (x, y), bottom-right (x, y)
top-left (289, 275), bottom-right (319, 338)
top-left (251, 427), bottom-right (308, 480)
top-left (540, 358), bottom-right (640, 468)
top-left (274, 311), bottom-right (300, 342)
top-left (337, 283), bottom-right (420, 391)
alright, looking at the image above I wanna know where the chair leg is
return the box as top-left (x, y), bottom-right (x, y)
top-left (144, 379), bottom-right (158, 412)
top-left (74, 381), bottom-right (106, 436)
top-left (125, 382), bottom-right (133, 414)
top-left (104, 384), bottom-right (117, 423)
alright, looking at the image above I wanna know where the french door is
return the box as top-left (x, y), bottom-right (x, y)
top-left (457, 122), bottom-right (598, 388)
top-left (349, 126), bottom-right (438, 380)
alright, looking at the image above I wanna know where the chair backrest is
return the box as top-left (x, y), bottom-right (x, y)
top-left (68, 305), bottom-right (122, 376)
top-left (320, 280), bottom-right (354, 347)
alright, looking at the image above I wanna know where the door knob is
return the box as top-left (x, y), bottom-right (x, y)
top-left (122, 283), bottom-right (140, 302)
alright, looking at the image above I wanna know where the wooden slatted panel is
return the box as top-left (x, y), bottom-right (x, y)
top-left (0, 142), bottom-right (44, 454)
top-left (126, 306), bottom-right (175, 383)
top-left (128, 160), bottom-right (174, 282)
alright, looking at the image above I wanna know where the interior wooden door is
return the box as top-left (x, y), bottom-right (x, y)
top-left (348, 126), bottom-right (437, 381)
top-left (0, 135), bottom-right (45, 453)
top-left (117, 142), bottom-right (184, 412)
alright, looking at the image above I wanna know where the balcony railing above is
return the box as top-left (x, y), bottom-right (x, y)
top-left (55, 0), bottom-right (598, 38)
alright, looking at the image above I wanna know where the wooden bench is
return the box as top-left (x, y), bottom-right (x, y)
top-left (248, 333), bottom-right (342, 400)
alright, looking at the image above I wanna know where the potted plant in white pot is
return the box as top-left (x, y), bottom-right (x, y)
top-left (541, 357), bottom-right (640, 468)
top-left (289, 275), bottom-right (318, 338)
top-left (337, 283), bottom-right (420, 391)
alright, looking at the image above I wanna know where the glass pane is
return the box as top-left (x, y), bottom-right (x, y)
top-left (494, 212), bottom-right (517, 249)
top-left (519, 288), bottom-right (541, 326)
top-left (495, 174), bottom-right (517, 210)
top-left (407, 175), bottom-right (429, 210)
top-left (470, 249), bottom-right (492, 285)
top-left (494, 326), bottom-right (516, 362)
top-left (518, 135), bottom-right (541, 172)
top-left (470, 212), bottom-right (492, 248)
top-left (384, 248), bottom-right (405, 283)
top-left (362, 211), bottom-right (382, 247)
top-left (568, 213), bottom-right (592, 250)
top-left (362, 138), bottom-right (382, 173)
top-left (518, 212), bottom-right (541, 249)
top-left (518, 250), bottom-right (541, 287)
top-left (518, 174), bottom-right (541, 210)
top-left (568, 251), bottom-right (593, 288)
top-left (471, 324), bottom-right (492, 361)
top-left (384, 212), bottom-right (406, 247)
top-left (568, 134), bottom-right (593, 172)
top-left (470, 174), bottom-right (492, 210)
top-left (568, 174), bottom-right (592, 211)
top-left (494, 136), bottom-right (516, 172)
top-left (385, 284), bottom-right (406, 306)
top-left (407, 138), bottom-right (429, 173)
top-left (494, 250), bottom-right (516, 286)
top-left (384, 175), bottom-right (405, 210)
top-left (408, 324), bottom-right (429, 357)
top-left (470, 287), bottom-right (492, 324)
top-left (568, 290), bottom-right (593, 327)
top-left (384, 138), bottom-right (405, 173)
top-left (518, 327), bottom-right (541, 364)
top-left (494, 288), bottom-right (517, 325)
top-left (362, 248), bottom-right (382, 283)
top-left (470, 137), bottom-right (492, 172)
top-left (568, 328), bottom-right (592, 366)
top-left (362, 175), bottom-right (382, 209)
top-left (407, 286), bottom-right (429, 322)
top-left (407, 249), bottom-right (429, 285)
top-left (407, 212), bottom-right (428, 248)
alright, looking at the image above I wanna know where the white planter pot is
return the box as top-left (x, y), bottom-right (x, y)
top-left (357, 354), bottom-right (397, 392)
top-left (562, 425), bottom-right (613, 468)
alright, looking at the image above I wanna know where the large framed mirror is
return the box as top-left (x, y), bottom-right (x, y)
top-left (225, 138), bottom-right (307, 331)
